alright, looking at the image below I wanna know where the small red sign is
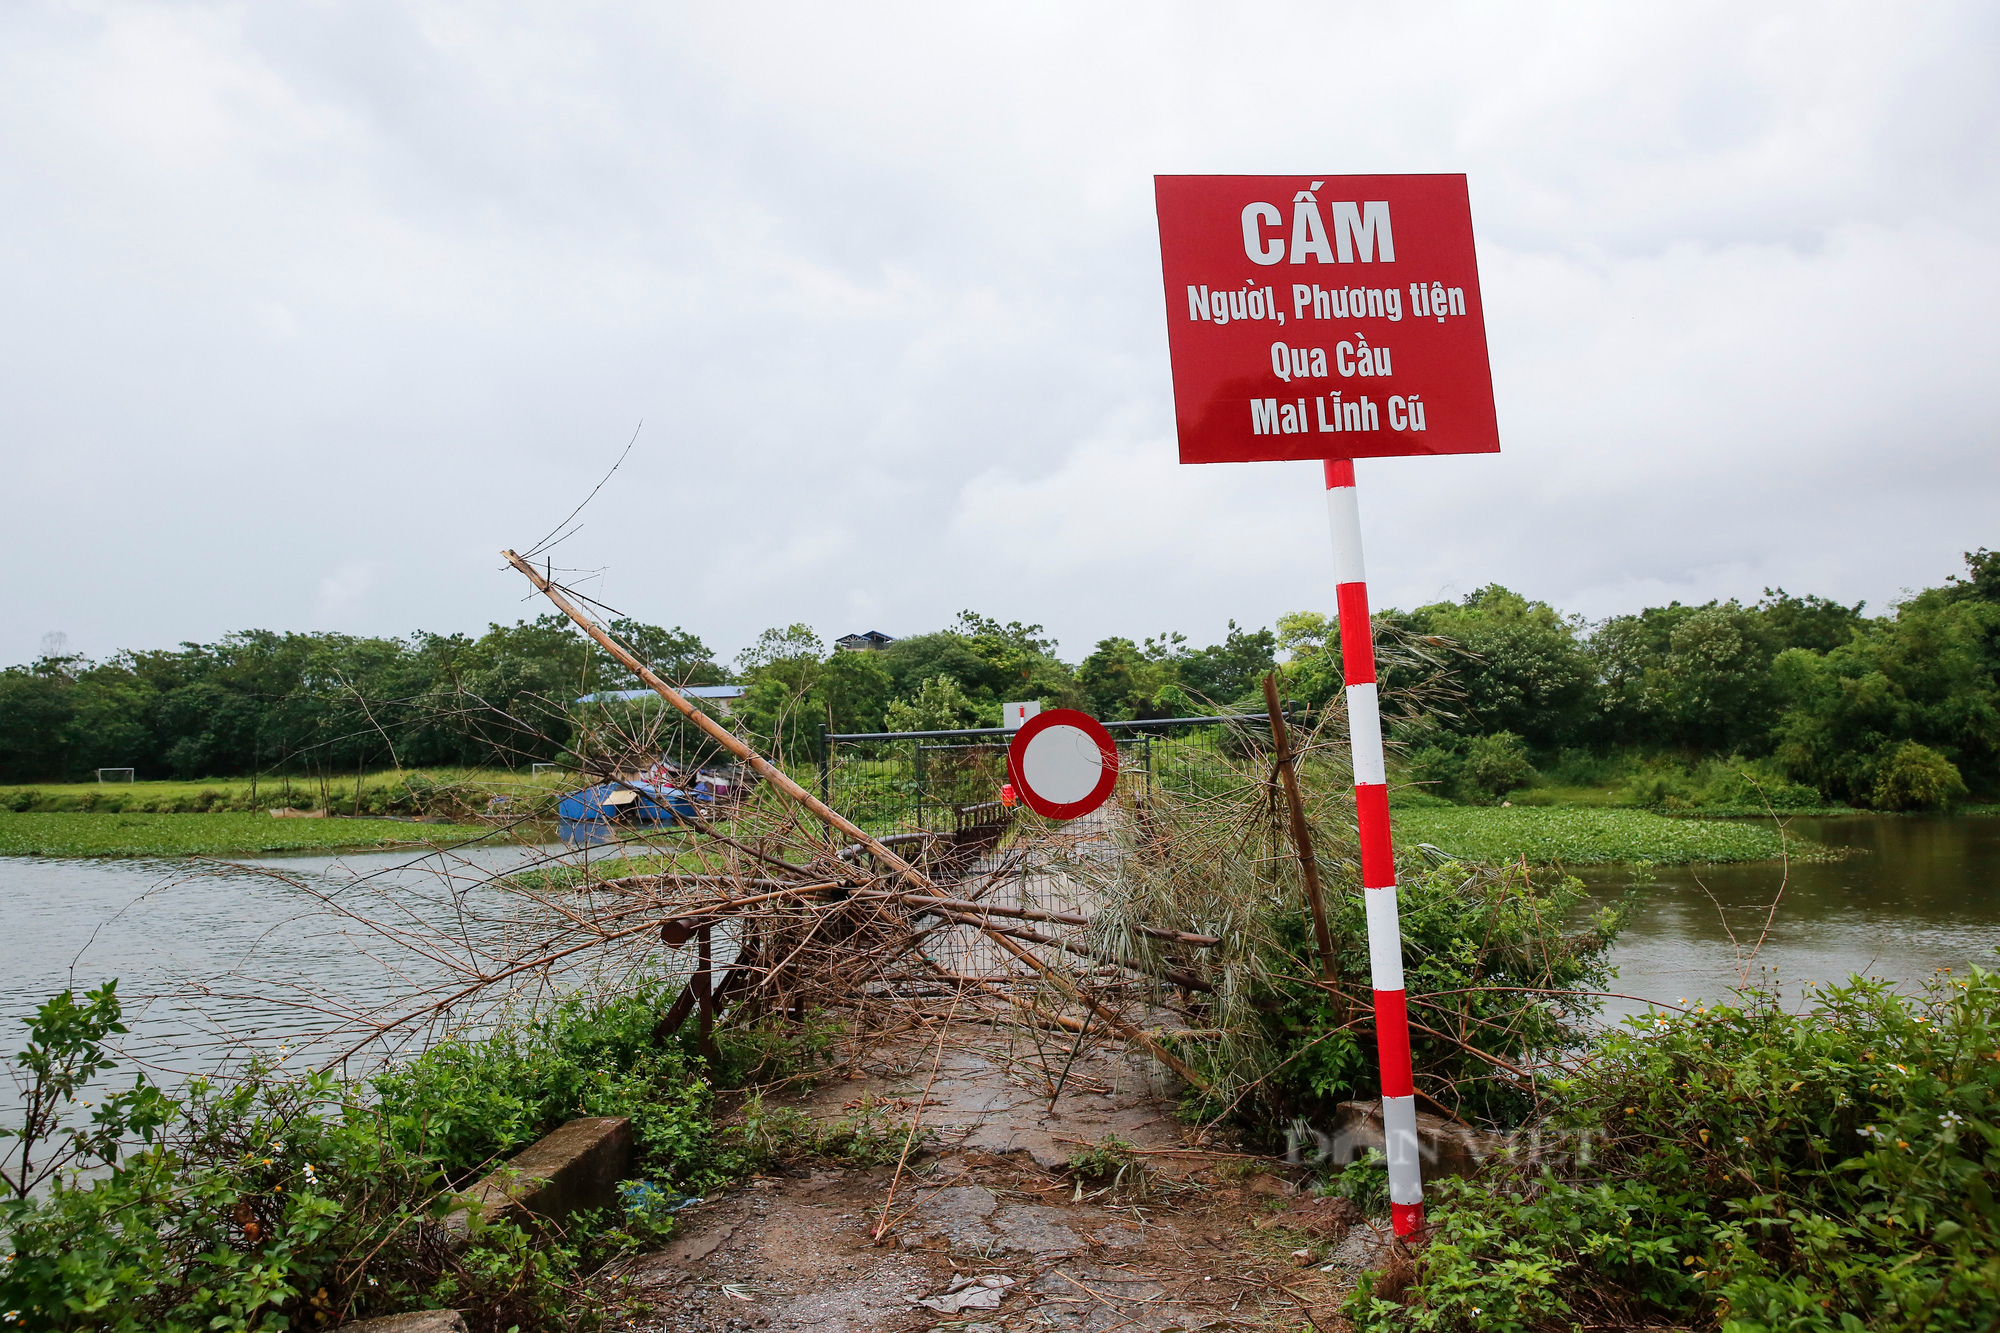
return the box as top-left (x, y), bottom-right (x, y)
top-left (1006, 709), bottom-right (1120, 821)
top-left (1154, 174), bottom-right (1499, 464)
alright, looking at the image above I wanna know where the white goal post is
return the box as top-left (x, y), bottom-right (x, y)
top-left (95, 768), bottom-right (136, 783)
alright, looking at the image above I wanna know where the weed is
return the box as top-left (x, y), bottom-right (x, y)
top-left (1065, 1135), bottom-right (1152, 1200)
top-left (1325, 1147), bottom-right (1389, 1216)
top-left (1390, 805), bottom-right (1821, 866)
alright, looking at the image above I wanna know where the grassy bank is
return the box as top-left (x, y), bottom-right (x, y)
top-left (0, 811), bottom-right (496, 858)
top-left (1392, 804), bottom-right (1821, 865)
top-left (0, 767), bottom-right (567, 816)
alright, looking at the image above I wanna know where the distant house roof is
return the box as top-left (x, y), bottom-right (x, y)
top-left (835, 630), bottom-right (896, 651)
top-left (576, 685), bottom-right (745, 704)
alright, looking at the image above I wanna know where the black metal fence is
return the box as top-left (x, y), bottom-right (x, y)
top-left (816, 712), bottom-right (1279, 836)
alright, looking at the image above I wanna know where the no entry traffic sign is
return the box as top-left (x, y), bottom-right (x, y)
top-left (1154, 174), bottom-right (1498, 464)
top-left (1005, 709), bottom-right (1119, 820)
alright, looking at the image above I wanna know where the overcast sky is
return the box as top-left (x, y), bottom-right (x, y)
top-left (4, 2), bottom-right (1996, 670)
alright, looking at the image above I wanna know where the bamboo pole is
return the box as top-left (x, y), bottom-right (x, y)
top-left (979, 927), bottom-right (1208, 1089)
top-left (1264, 673), bottom-right (1338, 985)
top-left (502, 550), bottom-right (930, 889)
top-left (503, 549), bottom-right (1209, 1092)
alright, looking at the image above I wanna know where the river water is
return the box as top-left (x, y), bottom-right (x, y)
top-left (0, 839), bottom-right (676, 1110)
top-left (1578, 815), bottom-right (2000, 1023)
top-left (0, 817), bottom-right (1995, 1105)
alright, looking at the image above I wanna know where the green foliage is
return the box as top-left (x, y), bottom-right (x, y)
top-left (1618, 756), bottom-right (1829, 813)
top-left (882, 674), bottom-right (982, 732)
top-left (1406, 731), bottom-right (1536, 804)
top-left (732, 1093), bottom-right (926, 1171)
top-left (0, 615), bottom-right (725, 784)
top-left (1350, 968), bottom-right (2000, 1333)
top-left (1594, 600), bottom-right (1787, 755)
top-left (1391, 805), bottom-right (1808, 865)
top-left (814, 648), bottom-right (895, 734)
top-left (1079, 621), bottom-right (1276, 720)
top-left (0, 976), bottom-right (741, 1331)
top-left (0, 983), bottom-right (173, 1199)
top-left (1771, 566), bottom-right (2000, 803)
top-left (1065, 1135), bottom-right (1152, 1199)
top-left (1939, 547), bottom-right (2000, 606)
top-left (1871, 741), bottom-right (1968, 812)
top-left (1253, 859), bottom-right (1618, 1127)
top-left (1400, 586), bottom-right (1598, 750)
top-left (371, 978), bottom-right (727, 1189)
top-left (1328, 1147), bottom-right (1390, 1215)
top-left (0, 812), bottom-right (492, 858)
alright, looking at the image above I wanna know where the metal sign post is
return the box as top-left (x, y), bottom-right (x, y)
top-left (1324, 455), bottom-right (1422, 1235)
top-left (1152, 173), bottom-right (1501, 1237)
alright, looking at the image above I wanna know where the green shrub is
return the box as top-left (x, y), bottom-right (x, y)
top-left (1065, 1135), bottom-right (1152, 1199)
top-left (1699, 760), bottom-right (1824, 811)
top-left (1406, 731), bottom-right (1537, 804)
top-left (731, 1092), bottom-right (926, 1171)
top-left (1621, 757), bottom-right (1827, 812)
top-left (0, 978), bottom-right (737, 1331)
top-left (1350, 967), bottom-right (2000, 1332)
top-left (1328, 1146), bottom-right (1390, 1215)
top-left (1871, 742), bottom-right (1968, 812)
top-left (371, 978), bottom-right (727, 1189)
top-left (1249, 858), bottom-right (1618, 1128)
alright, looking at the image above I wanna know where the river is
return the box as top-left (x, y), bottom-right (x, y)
top-left (0, 840), bottom-right (674, 1109)
top-left (0, 816), bottom-right (1995, 1106)
top-left (1579, 814), bottom-right (2000, 1023)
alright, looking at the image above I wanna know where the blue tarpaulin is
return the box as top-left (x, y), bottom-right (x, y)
top-left (557, 781), bottom-right (701, 825)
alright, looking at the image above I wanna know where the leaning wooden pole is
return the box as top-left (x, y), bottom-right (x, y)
top-left (501, 549), bottom-right (1209, 1090)
top-left (1263, 673), bottom-right (1339, 985)
top-left (502, 549), bottom-right (931, 890)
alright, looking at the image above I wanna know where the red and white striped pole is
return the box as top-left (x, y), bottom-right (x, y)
top-left (1324, 457), bottom-right (1424, 1237)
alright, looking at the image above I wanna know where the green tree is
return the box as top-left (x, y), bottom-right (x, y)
top-left (1177, 620), bottom-right (1277, 705)
top-left (734, 624), bottom-right (826, 759)
top-left (1411, 586), bottom-right (1596, 749)
top-left (0, 661), bottom-right (77, 782)
top-left (1754, 588), bottom-right (1866, 653)
top-left (812, 648), bottom-right (894, 734)
top-left (1077, 634), bottom-right (1188, 720)
top-left (1872, 741), bottom-right (1969, 811)
top-left (882, 675), bottom-right (982, 732)
top-left (1772, 576), bottom-right (2000, 803)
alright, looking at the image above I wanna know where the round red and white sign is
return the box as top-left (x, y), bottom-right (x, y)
top-left (1006, 708), bottom-right (1119, 820)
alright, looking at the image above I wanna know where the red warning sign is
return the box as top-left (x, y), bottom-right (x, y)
top-left (1154, 174), bottom-right (1499, 465)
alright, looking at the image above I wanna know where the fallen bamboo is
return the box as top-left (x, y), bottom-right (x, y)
top-left (505, 548), bottom-right (1212, 1092)
top-left (980, 926), bottom-right (1209, 1089)
top-left (854, 887), bottom-right (1222, 947)
top-left (503, 550), bottom-right (932, 892)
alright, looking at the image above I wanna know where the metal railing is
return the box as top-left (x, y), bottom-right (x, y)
top-left (816, 711), bottom-right (1283, 836)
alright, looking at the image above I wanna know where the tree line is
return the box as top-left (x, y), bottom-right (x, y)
top-left (2, 549), bottom-right (1993, 807)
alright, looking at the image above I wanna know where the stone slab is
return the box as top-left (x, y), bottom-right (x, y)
top-left (337, 1311), bottom-right (466, 1332)
top-left (446, 1115), bottom-right (635, 1239)
top-left (1297, 1100), bottom-right (1507, 1178)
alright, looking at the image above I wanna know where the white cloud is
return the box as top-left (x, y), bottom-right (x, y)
top-left (314, 560), bottom-right (377, 625)
top-left (1, 1), bottom-right (1995, 665)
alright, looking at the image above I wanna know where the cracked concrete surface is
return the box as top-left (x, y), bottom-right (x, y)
top-left (617, 1027), bottom-right (1379, 1332)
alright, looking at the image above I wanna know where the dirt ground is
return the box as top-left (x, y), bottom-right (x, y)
top-left (613, 1025), bottom-right (1402, 1332)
